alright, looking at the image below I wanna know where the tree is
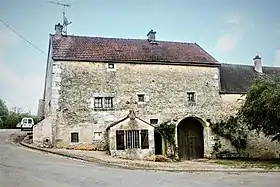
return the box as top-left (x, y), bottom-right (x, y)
top-left (211, 116), bottom-right (248, 156)
top-left (0, 99), bottom-right (9, 128)
top-left (238, 75), bottom-right (280, 141)
top-left (5, 112), bottom-right (20, 129)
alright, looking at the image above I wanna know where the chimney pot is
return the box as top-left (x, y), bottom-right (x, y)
top-left (55, 23), bottom-right (63, 35)
top-left (147, 29), bottom-right (156, 42)
top-left (253, 55), bottom-right (262, 73)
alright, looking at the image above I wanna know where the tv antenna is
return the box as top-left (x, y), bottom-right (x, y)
top-left (48, 1), bottom-right (72, 35)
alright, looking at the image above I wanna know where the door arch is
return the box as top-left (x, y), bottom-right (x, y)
top-left (177, 117), bottom-right (204, 160)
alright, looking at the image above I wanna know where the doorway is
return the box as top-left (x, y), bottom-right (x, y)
top-left (177, 117), bottom-right (204, 160)
top-left (154, 131), bottom-right (163, 155)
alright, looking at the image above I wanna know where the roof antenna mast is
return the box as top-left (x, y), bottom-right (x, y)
top-left (48, 1), bottom-right (72, 35)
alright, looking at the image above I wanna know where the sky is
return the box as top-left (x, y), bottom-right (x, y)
top-left (0, 0), bottom-right (280, 114)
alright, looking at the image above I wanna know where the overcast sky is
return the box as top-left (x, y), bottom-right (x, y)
top-left (0, 0), bottom-right (280, 114)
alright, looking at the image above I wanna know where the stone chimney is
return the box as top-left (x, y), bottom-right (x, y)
top-left (253, 55), bottom-right (262, 73)
top-left (147, 29), bottom-right (156, 42)
top-left (55, 23), bottom-right (63, 35)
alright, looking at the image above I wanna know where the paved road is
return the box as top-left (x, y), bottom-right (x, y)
top-left (0, 130), bottom-right (280, 187)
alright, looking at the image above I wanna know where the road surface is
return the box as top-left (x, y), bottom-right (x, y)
top-left (0, 129), bottom-right (279, 187)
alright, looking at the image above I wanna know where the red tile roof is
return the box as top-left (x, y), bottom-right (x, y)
top-left (51, 35), bottom-right (218, 64)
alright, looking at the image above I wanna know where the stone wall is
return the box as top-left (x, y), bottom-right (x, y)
top-left (33, 116), bottom-right (54, 148)
top-left (53, 61), bottom-right (233, 152)
top-left (36, 59), bottom-right (280, 159)
top-left (220, 93), bottom-right (280, 158)
top-left (108, 116), bottom-right (155, 160)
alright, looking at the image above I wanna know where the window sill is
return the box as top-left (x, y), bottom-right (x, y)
top-left (94, 108), bottom-right (114, 112)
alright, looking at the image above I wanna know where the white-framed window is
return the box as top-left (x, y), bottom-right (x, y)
top-left (94, 97), bottom-right (103, 108)
top-left (108, 63), bottom-right (115, 69)
top-left (93, 97), bottom-right (113, 109)
top-left (107, 63), bottom-right (116, 71)
top-left (104, 97), bottom-right (113, 108)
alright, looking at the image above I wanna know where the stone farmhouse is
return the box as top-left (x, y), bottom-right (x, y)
top-left (34, 23), bottom-right (280, 160)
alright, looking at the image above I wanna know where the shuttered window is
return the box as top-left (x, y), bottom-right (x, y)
top-left (141, 130), bottom-right (149, 149)
top-left (116, 130), bottom-right (125, 150)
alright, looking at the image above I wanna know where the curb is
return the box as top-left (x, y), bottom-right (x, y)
top-left (19, 141), bottom-right (279, 173)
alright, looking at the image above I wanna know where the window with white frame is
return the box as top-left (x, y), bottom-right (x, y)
top-left (108, 63), bottom-right (115, 69)
top-left (94, 97), bottom-right (103, 108)
top-left (104, 97), bottom-right (113, 108)
top-left (93, 97), bottom-right (113, 109)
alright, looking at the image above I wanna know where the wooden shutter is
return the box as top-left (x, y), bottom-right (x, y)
top-left (116, 130), bottom-right (125, 150)
top-left (141, 130), bottom-right (149, 149)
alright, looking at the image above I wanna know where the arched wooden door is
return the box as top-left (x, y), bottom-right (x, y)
top-left (177, 117), bottom-right (204, 160)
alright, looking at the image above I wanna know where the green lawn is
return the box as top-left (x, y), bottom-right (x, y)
top-left (213, 159), bottom-right (280, 170)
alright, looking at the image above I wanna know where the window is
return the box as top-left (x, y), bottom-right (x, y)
top-left (150, 119), bottom-right (158, 125)
top-left (93, 97), bottom-right (114, 109)
top-left (126, 130), bottom-right (139, 149)
top-left (141, 130), bottom-right (149, 149)
top-left (108, 63), bottom-right (115, 69)
top-left (138, 94), bottom-right (145, 102)
top-left (116, 130), bottom-right (125, 150)
top-left (94, 97), bottom-right (103, 108)
top-left (187, 92), bottom-right (196, 102)
top-left (71, 132), bottom-right (79, 143)
top-left (104, 97), bottom-right (113, 108)
top-left (28, 119), bottom-right (33, 124)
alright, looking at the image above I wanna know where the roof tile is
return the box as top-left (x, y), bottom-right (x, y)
top-left (51, 35), bottom-right (218, 64)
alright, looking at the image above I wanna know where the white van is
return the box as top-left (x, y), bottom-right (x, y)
top-left (21, 118), bottom-right (34, 131)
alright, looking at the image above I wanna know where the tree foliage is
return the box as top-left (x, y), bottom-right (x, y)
top-left (155, 120), bottom-right (176, 145)
top-left (211, 116), bottom-right (248, 156)
top-left (0, 99), bottom-right (9, 123)
top-left (0, 98), bottom-right (40, 129)
top-left (238, 75), bottom-right (280, 141)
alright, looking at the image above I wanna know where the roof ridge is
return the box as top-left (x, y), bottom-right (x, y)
top-left (221, 62), bottom-right (280, 68)
top-left (51, 34), bottom-right (197, 45)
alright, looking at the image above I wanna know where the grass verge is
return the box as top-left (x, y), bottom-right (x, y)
top-left (213, 159), bottom-right (280, 170)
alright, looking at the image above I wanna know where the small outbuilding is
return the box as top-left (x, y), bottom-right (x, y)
top-left (107, 110), bottom-right (155, 159)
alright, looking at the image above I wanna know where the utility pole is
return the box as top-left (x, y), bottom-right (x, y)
top-left (47, 1), bottom-right (72, 35)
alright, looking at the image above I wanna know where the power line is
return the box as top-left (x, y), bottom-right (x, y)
top-left (0, 19), bottom-right (46, 56)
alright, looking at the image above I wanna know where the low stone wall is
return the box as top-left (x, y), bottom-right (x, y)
top-left (33, 117), bottom-right (54, 148)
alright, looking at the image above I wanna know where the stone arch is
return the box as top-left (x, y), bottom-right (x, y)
top-left (177, 116), bottom-right (205, 160)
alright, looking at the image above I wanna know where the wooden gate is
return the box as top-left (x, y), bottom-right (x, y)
top-left (177, 117), bottom-right (204, 160)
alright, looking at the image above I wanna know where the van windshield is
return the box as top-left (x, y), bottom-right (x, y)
top-left (28, 119), bottom-right (33, 123)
